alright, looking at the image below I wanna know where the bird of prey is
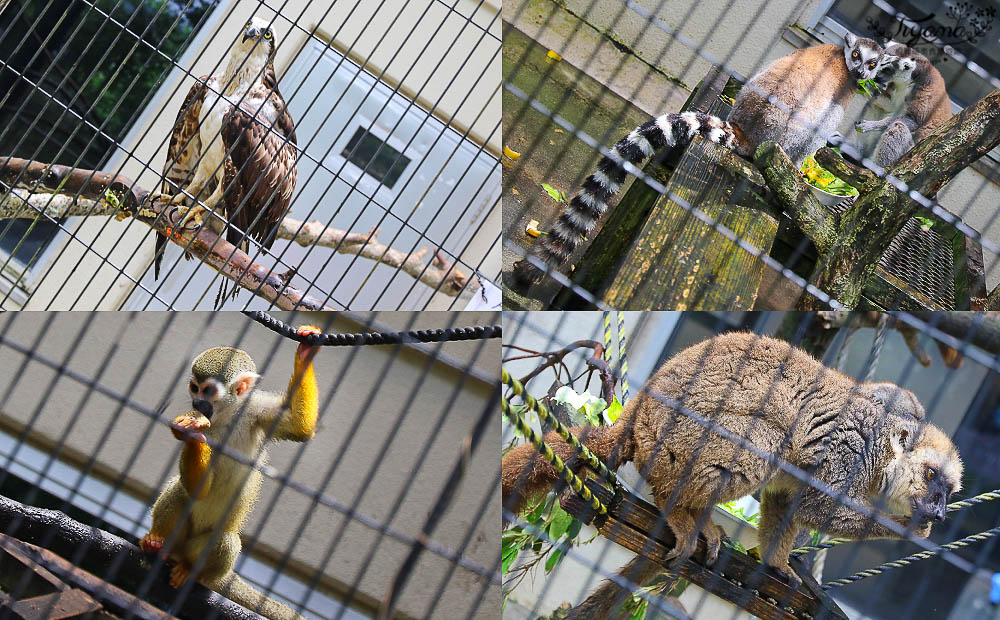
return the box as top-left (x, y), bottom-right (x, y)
top-left (154, 16), bottom-right (298, 293)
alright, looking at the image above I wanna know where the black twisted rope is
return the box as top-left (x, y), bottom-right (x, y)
top-left (243, 311), bottom-right (501, 345)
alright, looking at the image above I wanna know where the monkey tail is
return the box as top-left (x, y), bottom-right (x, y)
top-left (501, 405), bottom-right (637, 520)
top-left (212, 572), bottom-right (306, 620)
top-left (565, 555), bottom-right (668, 620)
top-left (511, 111), bottom-right (752, 286)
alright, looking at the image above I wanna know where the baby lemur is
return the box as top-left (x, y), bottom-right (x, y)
top-left (856, 43), bottom-right (952, 167)
top-left (502, 332), bottom-right (962, 619)
top-left (512, 33), bottom-right (888, 285)
top-left (141, 326), bottom-right (321, 620)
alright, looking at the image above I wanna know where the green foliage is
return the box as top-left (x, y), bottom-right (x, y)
top-left (503, 384), bottom-right (622, 609)
top-left (717, 499), bottom-right (760, 526)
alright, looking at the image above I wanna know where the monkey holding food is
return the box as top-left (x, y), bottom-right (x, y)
top-left (502, 332), bottom-right (963, 619)
top-left (141, 325), bottom-right (322, 620)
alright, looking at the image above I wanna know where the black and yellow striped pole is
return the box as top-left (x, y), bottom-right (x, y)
top-left (501, 374), bottom-right (607, 515)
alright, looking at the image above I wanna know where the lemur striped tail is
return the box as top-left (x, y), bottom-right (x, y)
top-left (511, 111), bottom-right (750, 286)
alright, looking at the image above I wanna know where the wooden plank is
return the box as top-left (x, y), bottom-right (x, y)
top-left (602, 135), bottom-right (779, 309)
top-left (5, 589), bottom-right (101, 620)
top-left (562, 480), bottom-right (848, 620)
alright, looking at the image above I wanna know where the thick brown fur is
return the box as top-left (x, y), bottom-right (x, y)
top-left (502, 333), bottom-right (962, 619)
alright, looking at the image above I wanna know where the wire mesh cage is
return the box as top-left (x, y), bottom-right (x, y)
top-left (0, 1), bottom-right (501, 311)
top-left (0, 310), bottom-right (501, 619)
top-left (501, 0), bottom-right (1000, 312)
top-left (501, 310), bottom-right (1000, 620)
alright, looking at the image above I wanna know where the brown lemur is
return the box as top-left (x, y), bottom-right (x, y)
top-left (511, 33), bottom-right (888, 286)
top-left (856, 43), bottom-right (952, 167)
top-left (141, 325), bottom-right (322, 620)
top-left (502, 332), bottom-right (962, 619)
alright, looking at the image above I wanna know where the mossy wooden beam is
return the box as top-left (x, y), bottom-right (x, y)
top-left (796, 88), bottom-right (1000, 309)
top-left (814, 147), bottom-right (877, 189)
top-left (753, 142), bottom-right (836, 253)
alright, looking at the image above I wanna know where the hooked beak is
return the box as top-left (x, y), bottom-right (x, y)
top-left (192, 398), bottom-right (213, 418)
top-left (243, 27), bottom-right (262, 44)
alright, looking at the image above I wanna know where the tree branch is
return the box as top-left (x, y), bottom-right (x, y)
top-left (813, 147), bottom-right (877, 189)
top-left (0, 494), bottom-right (261, 620)
top-left (0, 157), bottom-right (472, 301)
top-left (797, 89), bottom-right (1000, 309)
top-left (753, 142), bottom-right (837, 252)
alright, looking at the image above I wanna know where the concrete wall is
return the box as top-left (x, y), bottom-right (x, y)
top-left (22, 0), bottom-right (501, 310)
top-left (505, 0), bottom-right (1000, 290)
top-left (0, 311), bottom-right (500, 619)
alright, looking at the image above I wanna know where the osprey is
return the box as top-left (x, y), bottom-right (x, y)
top-left (155, 17), bottom-right (298, 288)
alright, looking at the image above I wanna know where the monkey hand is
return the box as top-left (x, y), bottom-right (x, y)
top-left (295, 325), bottom-right (322, 365)
top-left (170, 411), bottom-right (210, 443)
top-left (771, 563), bottom-right (803, 590)
top-left (140, 532), bottom-right (166, 557)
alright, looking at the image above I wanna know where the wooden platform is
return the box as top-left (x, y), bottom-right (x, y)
top-left (562, 480), bottom-right (848, 620)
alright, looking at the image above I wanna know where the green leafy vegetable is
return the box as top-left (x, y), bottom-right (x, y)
top-left (801, 154), bottom-right (859, 197)
top-left (857, 78), bottom-right (880, 97)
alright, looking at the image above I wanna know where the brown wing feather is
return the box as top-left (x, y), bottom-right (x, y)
top-left (220, 83), bottom-right (297, 253)
top-left (154, 77), bottom-right (208, 279)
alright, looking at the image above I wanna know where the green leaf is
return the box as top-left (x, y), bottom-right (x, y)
top-left (566, 517), bottom-right (583, 540)
top-left (856, 78), bottom-right (880, 97)
top-left (605, 396), bottom-right (623, 423)
top-left (915, 216), bottom-right (935, 231)
top-left (547, 505), bottom-right (574, 540)
top-left (501, 534), bottom-right (526, 574)
top-left (544, 547), bottom-right (565, 572)
top-left (541, 183), bottom-right (567, 202)
top-left (627, 598), bottom-right (647, 620)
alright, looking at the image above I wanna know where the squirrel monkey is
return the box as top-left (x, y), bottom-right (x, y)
top-left (502, 333), bottom-right (963, 619)
top-left (141, 326), bottom-right (321, 620)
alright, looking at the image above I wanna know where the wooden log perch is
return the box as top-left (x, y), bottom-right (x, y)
top-left (0, 157), bottom-right (472, 303)
top-left (760, 89), bottom-right (1000, 309)
top-left (0, 494), bottom-right (263, 620)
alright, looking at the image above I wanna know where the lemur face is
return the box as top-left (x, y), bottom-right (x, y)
top-left (843, 32), bottom-right (885, 81)
top-left (874, 54), bottom-right (918, 90)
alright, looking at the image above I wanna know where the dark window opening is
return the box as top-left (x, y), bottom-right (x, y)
top-left (342, 127), bottom-right (411, 189)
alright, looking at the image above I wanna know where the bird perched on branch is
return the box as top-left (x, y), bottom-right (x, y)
top-left (155, 17), bottom-right (298, 300)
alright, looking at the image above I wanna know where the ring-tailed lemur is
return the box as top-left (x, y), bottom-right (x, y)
top-left (511, 33), bottom-right (887, 287)
top-left (856, 43), bottom-right (952, 167)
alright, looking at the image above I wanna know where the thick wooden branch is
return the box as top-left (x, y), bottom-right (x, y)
top-left (0, 157), bottom-right (471, 300)
top-left (0, 494), bottom-right (261, 620)
top-left (798, 89), bottom-right (1000, 309)
top-left (754, 142), bottom-right (836, 252)
top-left (813, 147), bottom-right (877, 189)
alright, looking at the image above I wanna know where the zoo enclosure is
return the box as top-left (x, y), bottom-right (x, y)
top-left (502, 0), bottom-right (1000, 311)
top-left (0, 0), bottom-right (501, 311)
top-left (501, 311), bottom-right (1000, 620)
top-left (0, 310), bottom-right (502, 619)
